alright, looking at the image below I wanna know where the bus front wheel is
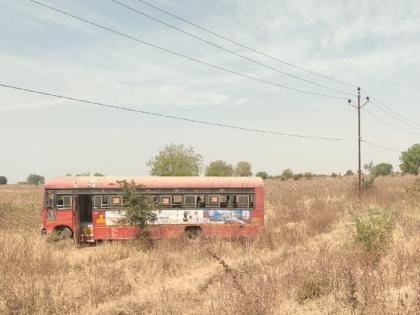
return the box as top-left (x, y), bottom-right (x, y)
top-left (52, 227), bottom-right (73, 241)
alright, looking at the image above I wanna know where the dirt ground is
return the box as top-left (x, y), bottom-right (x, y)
top-left (0, 176), bottom-right (419, 314)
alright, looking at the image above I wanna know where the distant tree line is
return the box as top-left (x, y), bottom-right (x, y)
top-left (7, 143), bottom-right (420, 184)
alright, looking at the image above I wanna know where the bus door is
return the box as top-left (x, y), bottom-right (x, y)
top-left (72, 195), bottom-right (81, 244)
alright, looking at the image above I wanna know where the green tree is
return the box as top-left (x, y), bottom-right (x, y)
top-left (255, 171), bottom-right (269, 179)
top-left (205, 160), bottom-right (234, 176)
top-left (26, 174), bottom-right (45, 185)
top-left (147, 144), bottom-right (202, 176)
top-left (371, 163), bottom-right (393, 176)
top-left (234, 161), bottom-right (252, 176)
top-left (0, 176), bottom-right (7, 185)
top-left (93, 172), bottom-right (105, 176)
top-left (400, 144), bottom-right (420, 174)
top-left (345, 170), bottom-right (354, 176)
top-left (119, 181), bottom-right (156, 229)
top-left (281, 168), bottom-right (293, 180)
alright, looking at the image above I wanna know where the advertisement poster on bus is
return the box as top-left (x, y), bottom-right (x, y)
top-left (104, 209), bottom-right (253, 225)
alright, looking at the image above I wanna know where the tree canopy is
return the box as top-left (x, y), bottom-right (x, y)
top-left (281, 168), bottom-right (293, 180)
top-left (26, 174), bottom-right (45, 185)
top-left (234, 161), bottom-right (252, 176)
top-left (205, 160), bottom-right (234, 176)
top-left (255, 171), bottom-right (269, 179)
top-left (400, 144), bottom-right (420, 174)
top-left (0, 176), bottom-right (7, 185)
top-left (371, 163), bottom-right (393, 177)
top-left (345, 170), bottom-right (354, 176)
top-left (147, 144), bottom-right (202, 176)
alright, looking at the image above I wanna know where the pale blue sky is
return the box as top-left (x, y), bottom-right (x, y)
top-left (1, 0), bottom-right (419, 183)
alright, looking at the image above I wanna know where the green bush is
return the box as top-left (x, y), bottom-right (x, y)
top-left (353, 208), bottom-right (397, 253)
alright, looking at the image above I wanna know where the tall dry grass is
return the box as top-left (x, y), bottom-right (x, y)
top-left (0, 177), bottom-right (419, 314)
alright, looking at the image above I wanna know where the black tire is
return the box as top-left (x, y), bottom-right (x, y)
top-left (54, 227), bottom-right (73, 240)
top-left (185, 227), bottom-right (202, 240)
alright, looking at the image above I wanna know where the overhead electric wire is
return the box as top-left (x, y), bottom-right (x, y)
top-left (362, 107), bottom-right (419, 136)
top-left (132, 0), bottom-right (420, 134)
top-left (361, 89), bottom-right (420, 129)
top-left (361, 140), bottom-right (402, 153)
top-left (28, 0), bottom-right (347, 100)
top-left (0, 82), bottom-right (352, 141)
top-left (20, 1), bottom-right (409, 154)
top-left (133, 0), bottom-right (358, 88)
top-left (109, 0), bottom-right (355, 97)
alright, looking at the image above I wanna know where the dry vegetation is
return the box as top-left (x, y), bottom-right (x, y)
top-left (0, 176), bottom-right (419, 314)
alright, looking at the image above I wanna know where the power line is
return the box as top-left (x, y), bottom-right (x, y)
top-left (0, 82), bottom-right (352, 141)
top-left (371, 99), bottom-right (420, 131)
top-left (109, 0), bottom-right (355, 97)
top-left (28, 0), bottom-right (347, 100)
top-left (131, 0), bottom-right (420, 135)
top-left (361, 140), bottom-right (401, 153)
top-left (361, 89), bottom-right (420, 129)
top-left (362, 107), bottom-right (419, 135)
top-left (133, 0), bottom-right (358, 88)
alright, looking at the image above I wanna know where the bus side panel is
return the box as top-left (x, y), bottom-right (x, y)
top-left (92, 211), bottom-right (162, 240)
top-left (45, 209), bottom-right (73, 233)
top-left (92, 210), bottom-right (109, 239)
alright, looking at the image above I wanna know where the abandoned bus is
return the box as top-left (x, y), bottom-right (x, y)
top-left (41, 176), bottom-right (264, 243)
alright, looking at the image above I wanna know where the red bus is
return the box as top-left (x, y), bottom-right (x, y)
top-left (41, 176), bottom-right (264, 243)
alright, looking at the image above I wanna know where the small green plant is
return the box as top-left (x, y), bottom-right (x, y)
top-left (119, 180), bottom-right (156, 229)
top-left (353, 208), bottom-right (397, 253)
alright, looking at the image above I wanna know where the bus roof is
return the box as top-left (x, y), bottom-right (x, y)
top-left (44, 176), bottom-right (264, 189)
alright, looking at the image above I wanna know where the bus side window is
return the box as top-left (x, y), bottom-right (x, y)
top-left (111, 196), bottom-right (122, 206)
top-left (148, 195), bottom-right (158, 206)
top-left (220, 195), bottom-right (227, 208)
top-left (232, 195), bottom-right (238, 208)
top-left (160, 196), bottom-right (171, 208)
top-left (56, 195), bottom-right (71, 209)
top-left (196, 195), bottom-right (205, 208)
top-left (101, 196), bottom-right (110, 208)
top-left (207, 195), bottom-right (220, 208)
top-left (47, 193), bottom-right (54, 208)
top-left (184, 195), bottom-right (196, 208)
top-left (172, 195), bottom-right (183, 208)
top-left (237, 195), bottom-right (249, 208)
top-left (94, 196), bottom-right (101, 208)
top-left (249, 195), bottom-right (254, 208)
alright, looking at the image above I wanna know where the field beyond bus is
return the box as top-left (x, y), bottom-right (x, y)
top-left (1, 176), bottom-right (419, 314)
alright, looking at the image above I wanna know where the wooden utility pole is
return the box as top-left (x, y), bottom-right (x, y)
top-left (348, 87), bottom-right (369, 202)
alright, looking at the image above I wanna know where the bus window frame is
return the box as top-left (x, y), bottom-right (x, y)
top-left (184, 195), bottom-right (197, 208)
top-left (237, 195), bottom-right (250, 208)
top-left (207, 195), bottom-right (221, 208)
top-left (159, 195), bottom-right (171, 208)
top-left (55, 195), bottom-right (72, 210)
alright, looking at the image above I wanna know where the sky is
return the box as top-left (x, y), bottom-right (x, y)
top-left (1, 0), bottom-right (419, 183)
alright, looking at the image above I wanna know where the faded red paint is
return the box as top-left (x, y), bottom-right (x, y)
top-left (44, 176), bottom-right (263, 189)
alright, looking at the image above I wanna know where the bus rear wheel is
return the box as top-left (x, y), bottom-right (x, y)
top-left (184, 227), bottom-right (202, 240)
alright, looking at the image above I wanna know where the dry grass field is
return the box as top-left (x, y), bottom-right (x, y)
top-left (0, 176), bottom-right (419, 314)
